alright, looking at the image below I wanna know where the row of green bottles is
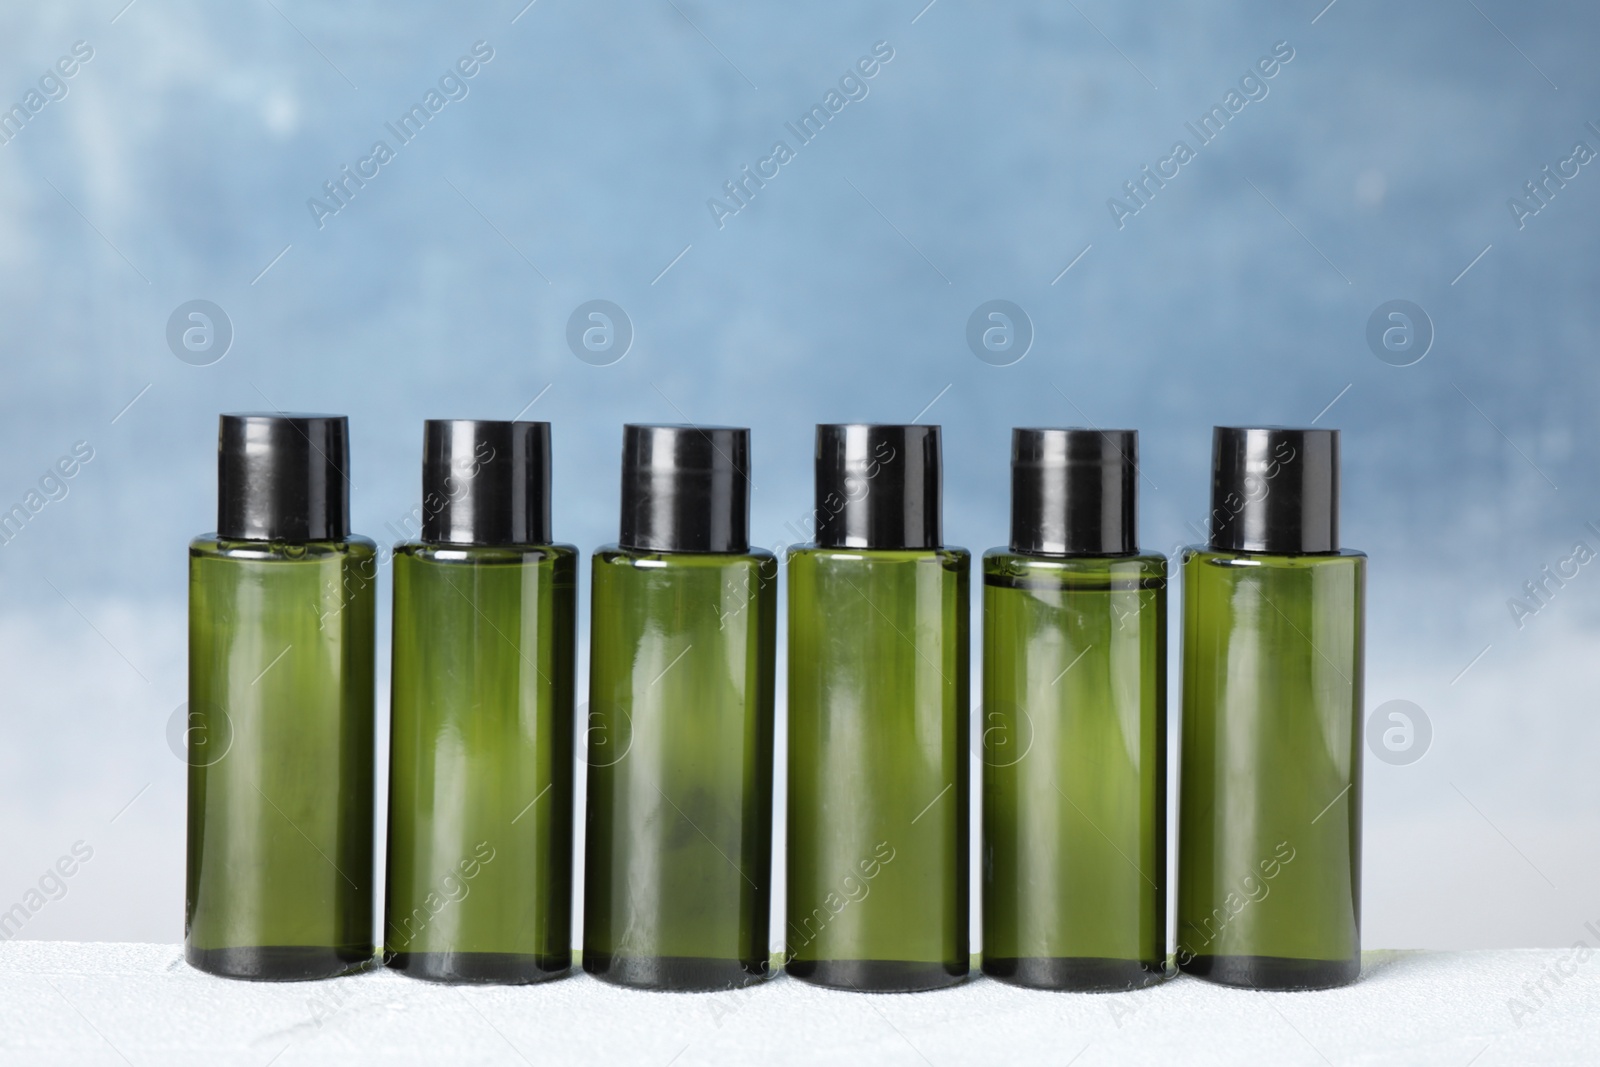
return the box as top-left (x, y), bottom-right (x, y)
top-left (186, 416), bottom-right (1363, 994)
top-left (979, 427), bottom-right (1363, 993)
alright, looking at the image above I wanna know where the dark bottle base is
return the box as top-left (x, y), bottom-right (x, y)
top-left (1180, 953), bottom-right (1359, 990)
top-left (786, 957), bottom-right (968, 993)
top-left (185, 943), bottom-right (375, 981)
top-left (386, 950), bottom-right (571, 985)
top-left (583, 952), bottom-right (769, 991)
top-left (983, 956), bottom-right (1167, 992)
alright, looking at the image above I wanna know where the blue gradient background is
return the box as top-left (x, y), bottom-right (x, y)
top-left (0, 1), bottom-right (1595, 948)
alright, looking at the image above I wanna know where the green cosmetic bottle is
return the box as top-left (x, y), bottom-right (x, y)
top-left (385, 420), bottom-right (576, 983)
top-left (583, 424), bottom-right (776, 990)
top-left (982, 429), bottom-right (1167, 991)
top-left (186, 413), bottom-right (376, 980)
top-left (1178, 426), bottom-right (1365, 990)
top-left (786, 424), bottom-right (970, 992)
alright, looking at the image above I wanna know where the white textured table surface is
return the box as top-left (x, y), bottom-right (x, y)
top-left (1, 943), bottom-right (1595, 1065)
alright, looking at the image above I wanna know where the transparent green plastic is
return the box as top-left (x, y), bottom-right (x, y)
top-left (583, 546), bottom-right (777, 990)
top-left (385, 542), bottom-right (577, 983)
top-left (981, 550), bottom-right (1167, 990)
top-left (1178, 547), bottom-right (1366, 990)
top-left (785, 545), bottom-right (970, 992)
top-left (186, 535), bottom-right (377, 980)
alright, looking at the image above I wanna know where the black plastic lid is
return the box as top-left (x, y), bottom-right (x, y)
top-left (421, 420), bottom-right (550, 545)
top-left (1209, 426), bottom-right (1339, 554)
top-left (814, 424), bottom-right (941, 550)
top-left (218, 413), bottom-right (350, 542)
top-left (619, 424), bottom-right (750, 553)
top-left (1011, 428), bottom-right (1138, 556)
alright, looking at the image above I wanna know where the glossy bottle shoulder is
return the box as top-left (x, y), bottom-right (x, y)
top-left (1180, 546), bottom-right (1367, 571)
top-left (593, 543), bottom-right (777, 569)
top-left (393, 541), bottom-right (578, 567)
top-left (982, 547), bottom-right (1166, 590)
top-left (786, 544), bottom-right (970, 570)
top-left (190, 533), bottom-right (378, 562)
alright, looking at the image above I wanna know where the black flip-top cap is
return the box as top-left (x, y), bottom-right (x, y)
top-left (814, 424), bottom-right (941, 550)
top-left (1011, 428), bottom-right (1138, 556)
top-left (619, 424), bottom-right (750, 553)
top-left (421, 420), bottom-right (550, 545)
top-left (217, 413), bottom-right (350, 542)
top-left (1209, 426), bottom-right (1339, 554)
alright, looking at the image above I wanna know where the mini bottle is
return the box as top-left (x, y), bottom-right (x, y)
top-left (385, 420), bottom-right (576, 983)
top-left (982, 429), bottom-right (1167, 991)
top-left (583, 424), bottom-right (776, 990)
top-left (1178, 426), bottom-right (1365, 990)
top-left (186, 413), bottom-right (376, 979)
top-left (786, 424), bottom-right (970, 992)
